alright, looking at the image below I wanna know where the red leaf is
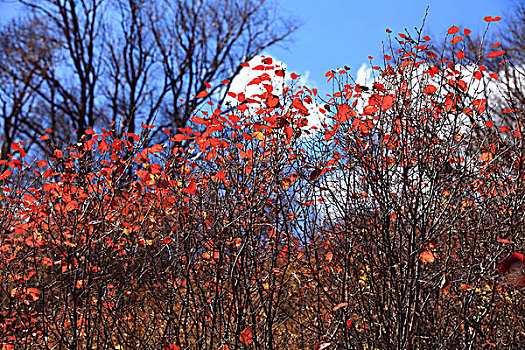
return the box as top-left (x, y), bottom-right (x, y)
top-left (65, 201), bottom-right (79, 212)
top-left (11, 142), bottom-right (26, 158)
top-left (314, 342), bottom-right (331, 350)
top-left (497, 238), bottom-right (512, 244)
top-left (149, 144), bottom-right (164, 153)
top-left (26, 287), bottom-right (40, 300)
top-left (380, 94), bottom-right (394, 111)
top-left (497, 252), bottom-right (524, 274)
top-left (450, 35), bottom-right (463, 44)
top-left (486, 120), bottom-right (494, 128)
top-left (325, 71), bottom-right (335, 82)
top-left (464, 28), bottom-right (472, 36)
top-left (290, 72), bottom-right (300, 80)
top-left (484, 16), bottom-right (502, 22)
top-left (292, 98), bottom-right (309, 115)
top-left (424, 85), bottom-right (437, 95)
top-left (191, 117), bottom-right (208, 125)
top-left (0, 169), bottom-right (12, 181)
top-left (474, 71), bottom-right (483, 80)
top-left (160, 237), bottom-right (172, 244)
top-left (335, 103), bottom-right (356, 123)
top-left (185, 182), bottom-right (197, 195)
top-left (215, 170), bottom-right (226, 180)
top-left (240, 327), bottom-right (253, 345)
top-left (262, 57), bottom-right (272, 64)
top-left (447, 26), bottom-right (460, 35)
top-left (456, 51), bottom-right (465, 60)
top-left (37, 160), bottom-right (48, 167)
top-left (486, 50), bottom-right (504, 58)
top-left (163, 345), bottom-right (180, 350)
top-left (54, 149), bottom-right (63, 159)
top-left (173, 134), bottom-right (191, 142)
top-left (196, 90), bottom-right (208, 99)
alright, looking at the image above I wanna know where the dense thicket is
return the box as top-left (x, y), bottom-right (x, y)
top-left (1, 9), bottom-right (525, 350)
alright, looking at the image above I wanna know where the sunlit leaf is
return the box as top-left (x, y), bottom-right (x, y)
top-left (196, 90), bottom-right (208, 99)
top-left (420, 250), bottom-right (436, 263)
top-left (447, 26), bottom-right (460, 35)
top-left (486, 50), bottom-right (504, 58)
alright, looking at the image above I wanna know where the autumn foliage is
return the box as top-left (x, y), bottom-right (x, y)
top-left (1, 17), bottom-right (525, 349)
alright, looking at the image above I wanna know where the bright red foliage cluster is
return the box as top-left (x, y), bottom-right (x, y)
top-left (1, 18), bottom-right (524, 349)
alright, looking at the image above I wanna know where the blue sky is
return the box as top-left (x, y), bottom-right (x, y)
top-left (0, 0), bottom-right (513, 91)
top-left (267, 0), bottom-right (513, 89)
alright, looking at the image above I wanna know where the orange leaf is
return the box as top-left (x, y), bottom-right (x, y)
top-left (460, 284), bottom-right (473, 290)
top-left (497, 238), bottom-right (512, 244)
top-left (332, 302), bottom-right (348, 311)
top-left (419, 250), bottom-right (436, 263)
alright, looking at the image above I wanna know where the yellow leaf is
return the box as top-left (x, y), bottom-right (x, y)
top-left (252, 131), bottom-right (265, 141)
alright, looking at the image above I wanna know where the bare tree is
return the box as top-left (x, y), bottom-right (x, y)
top-left (0, 0), bottom-right (297, 158)
top-left (0, 16), bottom-right (58, 160)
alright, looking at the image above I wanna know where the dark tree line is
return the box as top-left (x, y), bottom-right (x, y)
top-left (0, 0), bottom-right (297, 160)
